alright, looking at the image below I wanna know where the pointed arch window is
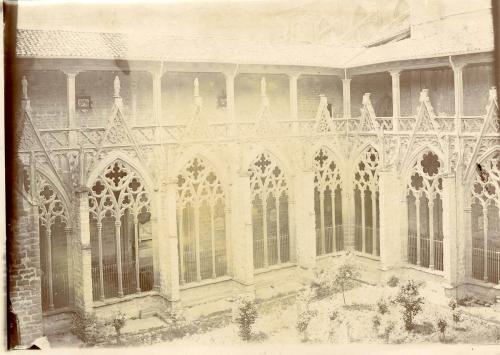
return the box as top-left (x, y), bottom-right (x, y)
top-left (36, 173), bottom-right (70, 311)
top-left (406, 151), bottom-right (443, 270)
top-left (249, 152), bottom-right (290, 269)
top-left (353, 147), bottom-right (380, 256)
top-left (471, 152), bottom-right (500, 283)
top-left (177, 157), bottom-right (228, 284)
top-left (313, 148), bottom-right (344, 255)
top-left (88, 160), bottom-right (153, 300)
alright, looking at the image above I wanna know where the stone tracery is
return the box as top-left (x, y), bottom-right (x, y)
top-left (313, 148), bottom-right (344, 255)
top-left (249, 152), bottom-right (290, 268)
top-left (406, 151), bottom-right (444, 270)
top-left (176, 157), bottom-right (227, 283)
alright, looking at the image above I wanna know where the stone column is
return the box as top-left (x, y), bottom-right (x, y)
top-left (442, 174), bottom-right (458, 287)
top-left (342, 78), bottom-right (351, 119)
top-left (225, 72), bottom-right (236, 121)
top-left (64, 70), bottom-right (79, 145)
top-left (230, 171), bottom-right (255, 288)
top-left (453, 64), bottom-right (465, 133)
top-left (379, 168), bottom-right (403, 270)
top-left (342, 186), bottom-right (355, 252)
top-left (130, 77), bottom-right (138, 125)
top-left (390, 70), bottom-right (401, 131)
top-left (152, 70), bottom-right (162, 125)
top-left (157, 179), bottom-right (180, 301)
top-left (289, 74), bottom-right (299, 120)
top-left (74, 187), bottom-right (94, 314)
top-left (294, 169), bottom-right (316, 270)
top-left (455, 169), bottom-right (468, 286)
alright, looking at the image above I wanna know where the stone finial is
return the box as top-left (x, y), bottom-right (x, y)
top-left (362, 93), bottom-right (371, 106)
top-left (194, 77), bottom-right (200, 97)
top-left (260, 77), bottom-right (267, 97)
top-left (419, 89), bottom-right (429, 103)
top-left (194, 78), bottom-right (202, 110)
top-left (21, 75), bottom-right (28, 100)
top-left (489, 87), bottom-right (497, 103)
top-left (113, 75), bottom-right (121, 98)
top-left (319, 94), bottom-right (327, 105)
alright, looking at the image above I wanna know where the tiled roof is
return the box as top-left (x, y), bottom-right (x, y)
top-left (16, 29), bottom-right (361, 68)
top-left (348, 29), bottom-right (495, 67)
top-left (16, 28), bottom-right (494, 69)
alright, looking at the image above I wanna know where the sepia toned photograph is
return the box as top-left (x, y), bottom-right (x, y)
top-left (4, 0), bottom-right (500, 351)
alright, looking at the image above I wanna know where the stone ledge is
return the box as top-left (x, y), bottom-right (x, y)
top-left (92, 291), bottom-right (158, 308)
top-left (180, 275), bottom-right (232, 290)
top-left (254, 262), bottom-right (297, 275)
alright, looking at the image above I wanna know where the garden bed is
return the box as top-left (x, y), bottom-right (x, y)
top-left (167, 282), bottom-right (500, 345)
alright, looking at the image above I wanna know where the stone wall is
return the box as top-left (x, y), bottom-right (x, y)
top-left (235, 73), bottom-right (289, 121)
top-left (400, 67), bottom-right (455, 116)
top-left (8, 192), bottom-right (43, 346)
top-left (162, 72), bottom-right (226, 124)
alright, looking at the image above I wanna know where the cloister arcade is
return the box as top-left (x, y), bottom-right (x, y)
top-left (11, 41), bottom-right (499, 346)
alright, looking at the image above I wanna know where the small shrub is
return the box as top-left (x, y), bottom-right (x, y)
top-left (452, 310), bottom-right (463, 323)
top-left (381, 319), bottom-right (396, 343)
top-left (108, 311), bottom-right (126, 344)
top-left (329, 309), bottom-right (339, 321)
top-left (372, 314), bottom-right (381, 330)
top-left (332, 257), bottom-right (361, 305)
top-left (164, 308), bottom-right (190, 339)
top-left (71, 312), bottom-right (100, 346)
top-left (233, 296), bottom-right (258, 341)
top-left (436, 317), bottom-right (448, 342)
top-left (311, 269), bottom-right (333, 299)
top-left (458, 295), bottom-right (479, 307)
top-left (387, 275), bottom-right (400, 288)
top-left (448, 297), bottom-right (458, 311)
top-left (376, 297), bottom-right (389, 315)
top-left (394, 280), bottom-right (425, 331)
top-left (296, 309), bottom-right (318, 342)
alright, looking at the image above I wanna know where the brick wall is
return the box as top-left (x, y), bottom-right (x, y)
top-left (18, 64), bottom-right (495, 131)
top-left (9, 192), bottom-right (43, 346)
top-left (21, 71), bottom-right (68, 129)
top-left (76, 71), bottom-right (153, 127)
top-left (298, 75), bottom-right (343, 119)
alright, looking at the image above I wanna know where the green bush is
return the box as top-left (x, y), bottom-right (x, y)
top-left (387, 275), bottom-right (400, 288)
top-left (376, 297), bottom-right (389, 315)
top-left (296, 309), bottom-right (318, 342)
top-left (108, 311), bottom-right (127, 344)
top-left (71, 312), bottom-right (100, 346)
top-left (394, 280), bottom-right (425, 331)
top-left (436, 317), bottom-right (448, 342)
top-left (332, 259), bottom-right (360, 305)
top-left (372, 314), bottom-right (381, 330)
top-left (233, 296), bottom-right (258, 341)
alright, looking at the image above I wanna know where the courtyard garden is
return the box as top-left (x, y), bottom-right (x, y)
top-left (61, 255), bottom-right (500, 348)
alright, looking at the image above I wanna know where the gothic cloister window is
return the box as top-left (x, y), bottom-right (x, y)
top-left (37, 173), bottom-right (70, 311)
top-left (313, 148), bottom-right (344, 255)
top-left (353, 147), bottom-right (380, 256)
top-left (88, 160), bottom-right (153, 300)
top-left (177, 157), bottom-right (227, 284)
top-left (471, 152), bottom-right (500, 283)
top-left (406, 151), bottom-right (444, 270)
top-left (249, 152), bottom-right (290, 269)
